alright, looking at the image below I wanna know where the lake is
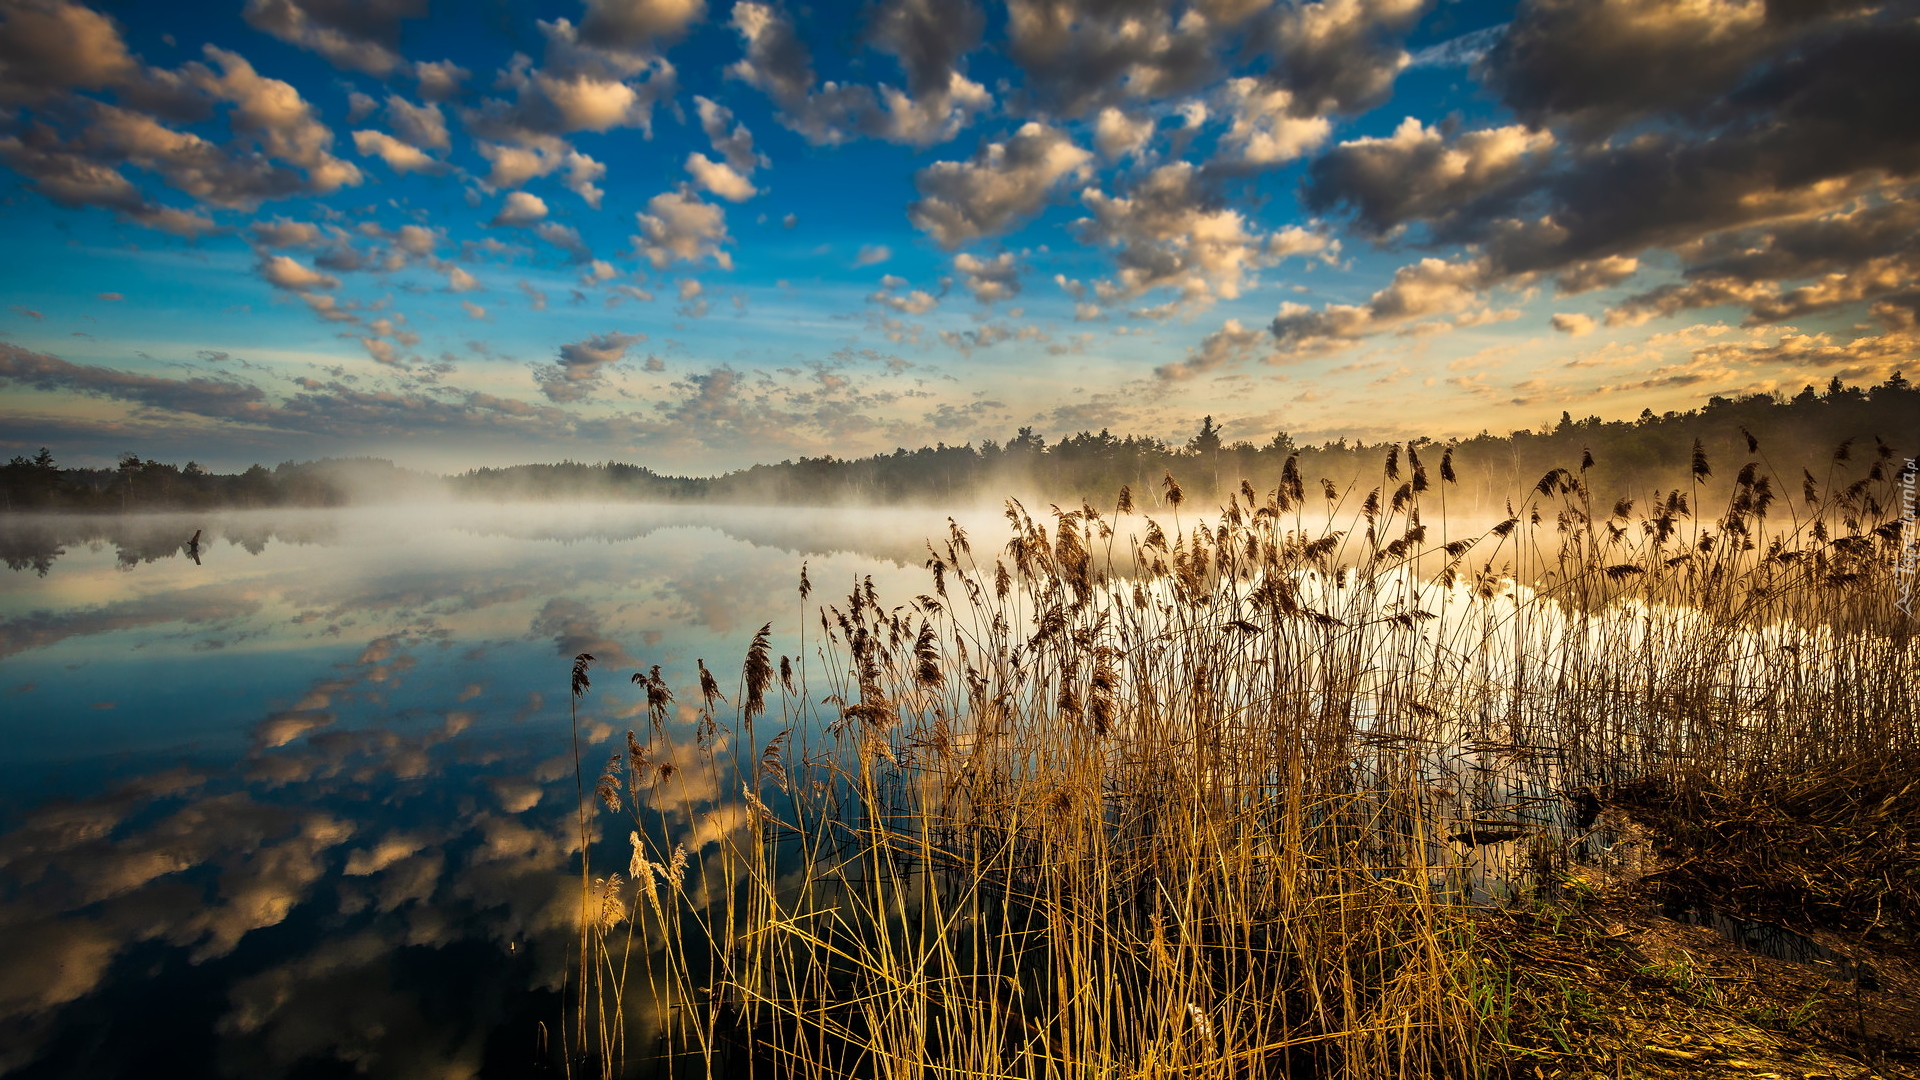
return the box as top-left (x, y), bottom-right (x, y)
top-left (0, 503), bottom-right (988, 1079)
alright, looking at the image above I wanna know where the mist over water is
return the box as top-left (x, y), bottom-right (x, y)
top-left (0, 502), bottom-right (986, 1079)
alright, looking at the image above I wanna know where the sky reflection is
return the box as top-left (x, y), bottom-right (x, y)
top-left (0, 502), bottom-right (962, 1078)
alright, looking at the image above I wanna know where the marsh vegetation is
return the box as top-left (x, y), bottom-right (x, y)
top-left (564, 436), bottom-right (1918, 1079)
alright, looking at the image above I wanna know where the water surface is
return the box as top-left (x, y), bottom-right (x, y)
top-left (0, 503), bottom-right (970, 1079)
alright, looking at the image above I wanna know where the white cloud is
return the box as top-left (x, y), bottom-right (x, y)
top-left (258, 255), bottom-right (338, 292)
top-left (907, 122), bottom-right (1093, 248)
top-left (1551, 312), bottom-right (1597, 336)
top-left (684, 152), bottom-right (758, 201)
top-left (633, 187), bottom-right (733, 269)
top-left (489, 191), bottom-right (550, 226)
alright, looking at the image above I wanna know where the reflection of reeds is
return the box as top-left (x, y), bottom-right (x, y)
top-left (566, 437), bottom-right (1914, 1078)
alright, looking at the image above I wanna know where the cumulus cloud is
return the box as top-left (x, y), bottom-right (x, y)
top-left (1479, 0), bottom-right (1777, 138)
top-left (1074, 162), bottom-right (1332, 315)
top-left (693, 95), bottom-right (764, 172)
top-left (1550, 312), bottom-right (1596, 336)
top-left (1092, 107), bottom-right (1155, 160)
top-left (0, 128), bottom-right (217, 236)
top-left (1268, 256), bottom-right (1495, 356)
top-left (534, 221), bottom-right (593, 261)
top-left (381, 94), bottom-right (449, 151)
top-left (193, 46), bottom-right (363, 194)
top-left (1304, 117), bottom-right (1554, 236)
top-left (1263, 0), bottom-right (1427, 117)
top-left (536, 331), bottom-right (647, 401)
top-left (410, 59), bottom-right (468, 101)
top-left (462, 18), bottom-right (676, 206)
top-left (952, 251), bottom-right (1019, 304)
top-left (0, 0), bottom-right (203, 113)
top-left (1155, 317), bottom-right (1265, 380)
top-left (1001, 0), bottom-right (1242, 117)
top-left (351, 129), bottom-right (439, 172)
top-left (938, 322), bottom-right (1048, 356)
top-left (868, 274), bottom-right (938, 314)
top-left (907, 122), bottom-right (1093, 248)
top-left (473, 139), bottom-right (610, 207)
top-left (578, 0), bottom-right (706, 52)
top-left (257, 254), bottom-right (338, 292)
top-left (489, 191), bottom-right (549, 227)
top-left (852, 244), bottom-right (891, 268)
top-left (241, 0), bottom-right (428, 77)
top-left (1554, 255), bottom-right (1639, 295)
top-left (684, 152), bottom-right (758, 201)
top-left (633, 187), bottom-right (734, 269)
top-left (1215, 78), bottom-right (1332, 166)
top-left (726, 0), bottom-right (991, 146)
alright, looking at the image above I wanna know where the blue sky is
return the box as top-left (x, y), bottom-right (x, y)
top-left (0, 0), bottom-right (1913, 472)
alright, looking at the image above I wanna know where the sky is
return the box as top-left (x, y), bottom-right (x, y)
top-left (0, 0), bottom-right (1913, 473)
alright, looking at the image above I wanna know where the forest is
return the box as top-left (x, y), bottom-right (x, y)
top-left (4, 373), bottom-right (1915, 513)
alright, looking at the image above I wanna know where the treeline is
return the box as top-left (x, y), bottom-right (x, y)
top-left (0, 452), bottom-right (434, 512)
top-left (5, 374), bottom-right (1915, 514)
top-left (454, 373), bottom-right (1920, 514)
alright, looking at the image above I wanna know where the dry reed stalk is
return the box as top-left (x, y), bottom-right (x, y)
top-left (562, 439), bottom-right (1915, 1078)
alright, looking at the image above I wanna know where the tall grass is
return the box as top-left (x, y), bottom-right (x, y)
top-left (565, 439), bottom-right (1916, 1079)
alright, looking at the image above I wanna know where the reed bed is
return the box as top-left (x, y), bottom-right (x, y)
top-left (562, 440), bottom-right (1916, 1079)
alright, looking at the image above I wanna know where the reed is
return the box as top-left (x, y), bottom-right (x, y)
top-left (563, 436), bottom-right (1915, 1078)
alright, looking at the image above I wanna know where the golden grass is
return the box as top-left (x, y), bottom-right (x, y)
top-left (563, 441), bottom-right (1916, 1079)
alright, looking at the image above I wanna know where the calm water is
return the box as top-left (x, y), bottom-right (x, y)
top-left (0, 503), bottom-right (980, 1079)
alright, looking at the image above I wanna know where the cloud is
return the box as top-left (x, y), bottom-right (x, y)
top-left (1262, 0), bottom-right (1427, 117)
top-left (577, 0), bottom-right (706, 52)
top-left (1304, 117), bottom-right (1554, 236)
top-left (194, 46), bottom-right (363, 194)
top-left (1268, 255), bottom-right (1494, 356)
top-left (534, 221), bottom-right (592, 261)
top-left (241, 0), bottom-right (428, 77)
top-left (852, 244), bottom-right (891, 268)
top-left (537, 330), bottom-right (645, 401)
top-left (1554, 255), bottom-right (1639, 295)
top-left (1074, 162), bottom-right (1332, 315)
top-left (1215, 78), bottom-right (1332, 165)
top-left (1478, 0), bottom-right (1777, 138)
top-left (1092, 107), bottom-right (1154, 160)
top-left (350, 129), bottom-right (439, 172)
top-left (952, 251), bottom-right (1019, 304)
top-left (907, 122), bottom-right (1092, 248)
top-left (0, 129), bottom-right (219, 236)
top-left (868, 275), bottom-right (938, 314)
top-left (692, 95), bottom-right (764, 172)
top-left (1000, 0), bottom-right (1238, 117)
top-left (726, 0), bottom-right (991, 146)
top-left (938, 322), bottom-right (1047, 356)
top-left (0, 342), bottom-right (269, 423)
top-left (472, 139), bottom-right (609, 207)
top-left (633, 187), bottom-right (733, 269)
top-left (1409, 23), bottom-right (1507, 68)
top-left (97, 292), bottom-right (123, 301)
top-left (1550, 312), bottom-right (1596, 336)
top-left (443, 266), bottom-right (480, 292)
top-left (684, 152), bottom-right (757, 201)
top-left (257, 254), bottom-right (338, 292)
top-left (250, 218), bottom-right (323, 248)
top-left (1155, 318), bottom-right (1265, 380)
top-left (380, 94), bottom-right (449, 151)
top-left (410, 59), bottom-right (468, 101)
top-left (461, 18), bottom-right (676, 205)
top-left (0, 0), bottom-right (205, 114)
top-left (488, 191), bottom-right (549, 227)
